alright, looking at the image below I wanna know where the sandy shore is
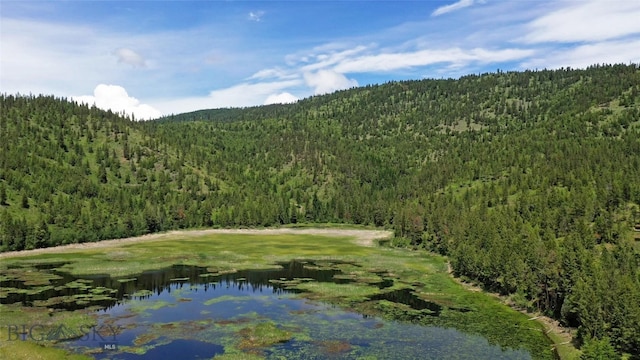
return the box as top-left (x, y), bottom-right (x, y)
top-left (0, 228), bottom-right (394, 259)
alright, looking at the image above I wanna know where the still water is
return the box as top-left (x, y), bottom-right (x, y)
top-left (3, 261), bottom-right (534, 359)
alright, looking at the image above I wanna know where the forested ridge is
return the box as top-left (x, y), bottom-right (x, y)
top-left (1, 64), bottom-right (640, 356)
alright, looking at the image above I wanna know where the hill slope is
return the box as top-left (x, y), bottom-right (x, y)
top-left (1, 64), bottom-right (640, 355)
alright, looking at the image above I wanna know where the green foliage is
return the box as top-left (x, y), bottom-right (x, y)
top-left (2, 64), bottom-right (640, 356)
top-left (580, 337), bottom-right (620, 360)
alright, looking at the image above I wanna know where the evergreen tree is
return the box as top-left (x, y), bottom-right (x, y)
top-left (0, 183), bottom-right (7, 206)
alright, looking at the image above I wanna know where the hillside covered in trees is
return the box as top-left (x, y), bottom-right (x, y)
top-left (1, 64), bottom-right (640, 356)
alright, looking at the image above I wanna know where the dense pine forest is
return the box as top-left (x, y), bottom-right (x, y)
top-left (1, 64), bottom-right (640, 356)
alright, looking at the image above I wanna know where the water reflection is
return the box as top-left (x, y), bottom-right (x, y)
top-left (1, 260), bottom-right (364, 311)
top-left (61, 276), bottom-right (533, 360)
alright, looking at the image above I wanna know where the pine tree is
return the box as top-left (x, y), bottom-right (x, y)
top-left (0, 183), bottom-right (7, 206)
top-left (21, 192), bottom-right (29, 209)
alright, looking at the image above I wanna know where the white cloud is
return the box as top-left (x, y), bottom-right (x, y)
top-left (153, 79), bottom-right (303, 113)
top-left (264, 92), bottom-right (299, 105)
top-left (523, 0), bottom-right (640, 44)
top-left (113, 48), bottom-right (147, 67)
top-left (74, 84), bottom-right (162, 120)
top-left (4, 0), bottom-right (639, 116)
top-left (432, 0), bottom-right (477, 17)
top-left (0, 18), bottom-right (113, 96)
top-left (248, 11), bottom-right (264, 22)
top-left (303, 70), bottom-right (358, 95)
top-left (248, 68), bottom-right (298, 81)
top-left (206, 79), bottom-right (302, 107)
top-left (296, 45), bottom-right (370, 72)
top-left (333, 47), bottom-right (534, 73)
top-left (0, 16), bottom-right (258, 101)
top-left (522, 39), bottom-right (640, 70)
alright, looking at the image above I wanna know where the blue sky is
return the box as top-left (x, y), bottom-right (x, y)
top-left (1, 0), bottom-right (640, 119)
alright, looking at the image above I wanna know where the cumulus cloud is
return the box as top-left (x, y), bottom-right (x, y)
top-left (523, 0), bottom-right (640, 44)
top-left (74, 84), bottom-right (162, 120)
top-left (264, 92), bottom-right (299, 105)
top-left (432, 0), bottom-right (479, 17)
top-left (113, 48), bottom-right (147, 67)
top-left (303, 70), bottom-right (358, 95)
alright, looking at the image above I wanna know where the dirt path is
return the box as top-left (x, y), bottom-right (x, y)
top-left (0, 228), bottom-right (394, 259)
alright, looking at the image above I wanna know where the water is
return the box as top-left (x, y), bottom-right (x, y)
top-left (2, 261), bottom-right (535, 359)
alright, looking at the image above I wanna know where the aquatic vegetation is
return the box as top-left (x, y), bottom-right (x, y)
top-left (314, 339), bottom-right (352, 355)
top-left (213, 353), bottom-right (265, 360)
top-left (236, 322), bottom-right (293, 350)
top-left (133, 332), bottom-right (160, 346)
top-left (204, 295), bottom-right (251, 306)
top-left (1, 232), bottom-right (557, 359)
top-left (116, 278), bottom-right (136, 283)
top-left (1, 267), bottom-right (63, 286)
top-left (128, 289), bottom-right (153, 298)
top-left (0, 341), bottom-right (91, 360)
top-left (128, 299), bottom-right (174, 314)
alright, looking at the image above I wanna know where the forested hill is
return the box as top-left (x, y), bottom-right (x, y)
top-left (2, 64), bottom-right (640, 355)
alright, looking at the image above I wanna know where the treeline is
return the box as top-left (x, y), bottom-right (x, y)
top-left (1, 64), bottom-right (639, 355)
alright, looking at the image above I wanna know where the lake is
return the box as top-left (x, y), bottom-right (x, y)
top-left (3, 260), bottom-right (536, 359)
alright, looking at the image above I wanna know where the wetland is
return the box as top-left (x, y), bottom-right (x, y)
top-left (0, 229), bottom-right (556, 359)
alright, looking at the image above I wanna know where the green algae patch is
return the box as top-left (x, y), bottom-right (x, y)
top-left (133, 332), bottom-right (161, 346)
top-left (236, 322), bottom-right (293, 350)
top-left (89, 287), bottom-right (118, 296)
top-left (294, 281), bottom-right (380, 301)
top-left (64, 280), bottom-right (93, 290)
top-left (0, 340), bottom-right (91, 360)
top-left (118, 344), bottom-right (159, 356)
top-left (214, 353), bottom-right (265, 360)
top-left (198, 272), bottom-right (219, 278)
top-left (2, 267), bottom-right (63, 286)
top-left (129, 289), bottom-right (153, 298)
top-left (128, 299), bottom-right (174, 314)
top-left (32, 293), bottom-right (116, 308)
top-left (204, 295), bottom-right (252, 306)
top-left (315, 339), bottom-right (353, 356)
top-left (1, 285), bottom-right (55, 297)
top-left (0, 303), bottom-right (97, 348)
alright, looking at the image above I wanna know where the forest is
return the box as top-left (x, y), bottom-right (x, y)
top-left (1, 64), bottom-right (639, 357)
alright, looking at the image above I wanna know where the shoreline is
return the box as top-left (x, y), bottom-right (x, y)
top-left (447, 261), bottom-right (579, 359)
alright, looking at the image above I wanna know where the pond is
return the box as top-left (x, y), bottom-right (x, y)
top-left (2, 260), bottom-right (536, 359)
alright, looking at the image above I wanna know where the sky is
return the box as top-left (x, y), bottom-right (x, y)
top-left (1, 0), bottom-right (640, 120)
